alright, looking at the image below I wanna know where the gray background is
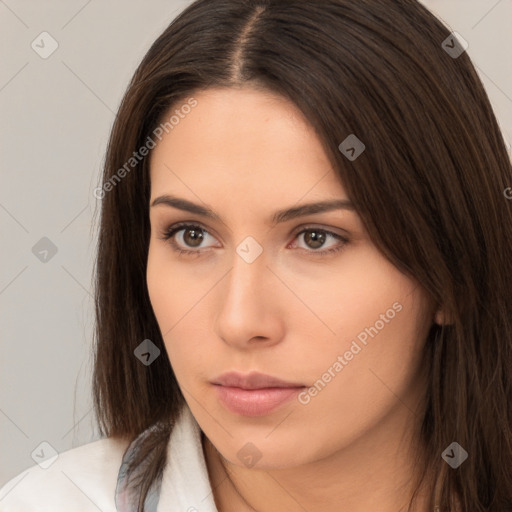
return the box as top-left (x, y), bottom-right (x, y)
top-left (1, 0), bottom-right (511, 488)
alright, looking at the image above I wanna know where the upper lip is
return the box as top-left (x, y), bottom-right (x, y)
top-left (212, 371), bottom-right (305, 389)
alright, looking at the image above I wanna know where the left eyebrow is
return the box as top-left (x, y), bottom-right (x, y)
top-left (150, 194), bottom-right (355, 226)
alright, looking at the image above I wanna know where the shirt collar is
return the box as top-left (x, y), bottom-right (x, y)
top-left (115, 403), bottom-right (219, 512)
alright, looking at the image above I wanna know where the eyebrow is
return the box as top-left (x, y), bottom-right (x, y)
top-left (150, 194), bottom-right (355, 225)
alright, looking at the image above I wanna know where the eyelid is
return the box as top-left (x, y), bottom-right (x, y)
top-left (161, 221), bottom-right (219, 242)
top-left (289, 223), bottom-right (348, 239)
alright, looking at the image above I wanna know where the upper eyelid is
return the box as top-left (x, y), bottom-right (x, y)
top-left (164, 222), bottom-right (346, 244)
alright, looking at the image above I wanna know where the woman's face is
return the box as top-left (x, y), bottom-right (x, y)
top-left (147, 86), bottom-right (435, 470)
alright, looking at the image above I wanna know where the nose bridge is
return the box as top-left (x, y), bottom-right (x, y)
top-left (225, 238), bottom-right (269, 307)
top-left (214, 237), bottom-right (281, 345)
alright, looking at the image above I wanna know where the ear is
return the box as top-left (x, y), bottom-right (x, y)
top-left (434, 307), bottom-right (454, 326)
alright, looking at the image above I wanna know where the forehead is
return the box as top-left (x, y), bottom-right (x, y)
top-left (149, 87), bottom-right (346, 205)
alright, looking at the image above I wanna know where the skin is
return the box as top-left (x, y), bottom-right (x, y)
top-left (146, 86), bottom-right (441, 512)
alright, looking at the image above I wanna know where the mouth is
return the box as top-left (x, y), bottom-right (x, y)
top-left (211, 371), bottom-right (307, 416)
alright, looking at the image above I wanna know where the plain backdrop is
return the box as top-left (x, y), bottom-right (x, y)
top-left (1, 0), bottom-right (511, 488)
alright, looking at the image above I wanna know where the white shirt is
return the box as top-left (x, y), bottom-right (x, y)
top-left (0, 404), bottom-right (219, 511)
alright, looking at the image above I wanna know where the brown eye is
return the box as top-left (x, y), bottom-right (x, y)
top-left (160, 223), bottom-right (348, 258)
top-left (159, 223), bottom-right (218, 256)
top-left (293, 228), bottom-right (347, 255)
top-left (302, 230), bottom-right (327, 250)
top-left (181, 227), bottom-right (204, 248)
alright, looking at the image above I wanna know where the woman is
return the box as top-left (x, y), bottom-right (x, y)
top-left (1, 0), bottom-right (511, 511)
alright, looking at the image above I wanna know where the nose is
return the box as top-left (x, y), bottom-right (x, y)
top-left (213, 247), bottom-right (285, 349)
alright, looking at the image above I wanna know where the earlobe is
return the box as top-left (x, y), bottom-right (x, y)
top-left (434, 308), bottom-right (453, 326)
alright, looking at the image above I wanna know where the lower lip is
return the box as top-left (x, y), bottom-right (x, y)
top-left (213, 385), bottom-right (305, 416)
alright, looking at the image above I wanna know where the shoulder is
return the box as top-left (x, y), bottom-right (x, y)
top-left (0, 436), bottom-right (130, 512)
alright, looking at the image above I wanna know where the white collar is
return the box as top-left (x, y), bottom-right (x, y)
top-left (157, 404), bottom-right (219, 511)
top-left (116, 403), bottom-right (219, 511)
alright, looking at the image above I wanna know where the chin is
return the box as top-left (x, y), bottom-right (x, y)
top-left (218, 432), bottom-right (316, 470)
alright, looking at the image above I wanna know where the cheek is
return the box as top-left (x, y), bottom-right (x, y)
top-left (286, 305), bottom-right (428, 468)
top-left (299, 280), bottom-right (430, 427)
top-left (293, 248), bottom-right (431, 422)
top-left (146, 243), bottom-right (188, 359)
top-left (146, 241), bottom-right (198, 323)
top-left (147, 244), bottom-right (174, 323)
top-left (146, 242), bottom-right (213, 377)
top-left (287, 244), bottom-right (420, 352)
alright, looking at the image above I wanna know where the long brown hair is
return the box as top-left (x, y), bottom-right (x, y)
top-left (92, 0), bottom-right (512, 510)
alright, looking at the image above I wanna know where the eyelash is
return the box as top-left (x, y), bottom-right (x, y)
top-left (158, 222), bottom-right (348, 258)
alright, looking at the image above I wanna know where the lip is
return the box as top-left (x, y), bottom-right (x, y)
top-left (211, 371), bottom-right (305, 389)
top-left (211, 371), bottom-right (306, 416)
